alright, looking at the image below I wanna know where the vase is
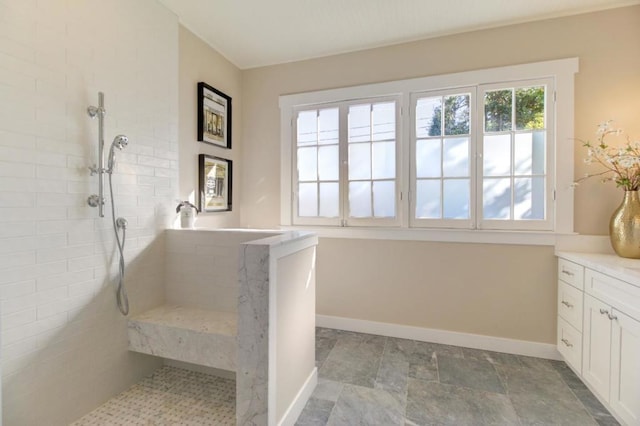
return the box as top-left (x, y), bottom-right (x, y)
top-left (609, 190), bottom-right (640, 258)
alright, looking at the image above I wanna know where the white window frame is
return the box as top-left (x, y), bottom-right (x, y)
top-left (342, 96), bottom-right (402, 227)
top-left (477, 78), bottom-right (555, 231)
top-left (280, 58), bottom-right (578, 245)
top-left (410, 87), bottom-right (477, 229)
top-left (291, 101), bottom-right (344, 227)
top-left (291, 96), bottom-right (403, 227)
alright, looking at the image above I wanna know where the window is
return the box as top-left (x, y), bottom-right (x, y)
top-left (292, 97), bottom-right (400, 227)
top-left (280, 58), bottom-right (578, 241)
top-left (409, 79), bottom-right (554, 231)
top-left (295, 107), bottom-right (340, 222)
top-left (479, 80), bottom-right (553, 230)
top-left (411, 89), bottom-right (474, 228)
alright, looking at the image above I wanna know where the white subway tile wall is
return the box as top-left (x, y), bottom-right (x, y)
top-left (0, 0), bottom-right (179, 424)
top-left (165, 230), bottom-right (279, 312)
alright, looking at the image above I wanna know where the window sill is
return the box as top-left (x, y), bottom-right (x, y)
top-left (280, 225), bottom-right (576, 246)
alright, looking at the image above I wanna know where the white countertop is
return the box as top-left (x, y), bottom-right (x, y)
top-left (556, 251), bottom-right (640, 287)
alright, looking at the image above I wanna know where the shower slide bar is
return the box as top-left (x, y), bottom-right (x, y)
top-left (87, 92), bottom-right (106, 217)
top-left (87, 92), bottom-right (129, 217)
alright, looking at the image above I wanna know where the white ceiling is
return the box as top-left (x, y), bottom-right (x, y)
top-left (158, 0), bottom-right (639, 69)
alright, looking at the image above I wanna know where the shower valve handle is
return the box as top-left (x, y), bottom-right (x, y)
top-left (87, 194), bottom-right (104, 208)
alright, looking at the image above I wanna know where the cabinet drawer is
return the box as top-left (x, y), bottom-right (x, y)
top-left (558, 280), bottom-right (583, 331)
top-left (558, 316), bottom-right (582, 373)
top-left (585, 269), bottom-right (640, 321)
top-left (558, 258), bottom-right (584, 290)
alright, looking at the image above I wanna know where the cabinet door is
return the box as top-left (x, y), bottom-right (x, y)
top-left (610, 309), bottom-right (640, 426)
top-left (582, 294), bottom-right (612, 401)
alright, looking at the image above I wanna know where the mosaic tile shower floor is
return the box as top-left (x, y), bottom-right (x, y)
top-left (71, 366), bottom-right (235, 426)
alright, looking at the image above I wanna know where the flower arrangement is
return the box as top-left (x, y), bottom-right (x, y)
top-left (575, 121), bottom-right (640, 191)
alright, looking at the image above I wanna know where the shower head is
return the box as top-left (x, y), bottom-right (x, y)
top-left (107, 135), bottom-right (129, 173)
top-left (112, 135), bottom-right (129, 150)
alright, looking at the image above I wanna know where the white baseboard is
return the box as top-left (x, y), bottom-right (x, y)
top-left (317, 315), bottom-right (562, 360)
top-left (278, 367), bottom-right (318, 426)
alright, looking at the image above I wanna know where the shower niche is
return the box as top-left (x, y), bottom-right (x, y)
top-left (127, 229), bottom-right (318, 426)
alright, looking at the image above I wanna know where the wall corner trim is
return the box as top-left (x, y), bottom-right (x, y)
top-left (316, 315), bottom-right (561, 360)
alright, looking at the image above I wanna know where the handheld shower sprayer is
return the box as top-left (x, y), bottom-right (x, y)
top-left (107, 135), bottom-right (129, 174)
top-left (87, 93), bottom-right (131, 316)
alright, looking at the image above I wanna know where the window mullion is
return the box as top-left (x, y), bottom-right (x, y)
top-left (440, 95), bottom-right (445, 220)
top-left (469, 86), bottom-right (478, 230)
top-left (369, 104), bottom-right (374, 219)
top-left (476, 88), bottom-right (484, 230)
top-left (510, 132), bottom-right (515, 221)
top-left (440, 137), bottom-right (445, 219)
top-left (510, 88), bottom-right (516, 221)
top-left (339, 106), bottom-right (349, 225)
top-left (315, 110), bottom-right (321, 217)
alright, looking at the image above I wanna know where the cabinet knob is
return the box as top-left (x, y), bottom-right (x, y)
top-left (599, 308), bottom-right (609, 315)
top-left (561, 338), bottom-right (573, 348)
top-left (561, 269), bottom-right (574, 277)
top-left (561, 300), bottom-right (573, 308)
top-left (607, 312), bottom-right (618, 321)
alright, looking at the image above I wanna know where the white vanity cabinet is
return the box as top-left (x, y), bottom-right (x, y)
top-left (556, 252), bottom-right (640, 426)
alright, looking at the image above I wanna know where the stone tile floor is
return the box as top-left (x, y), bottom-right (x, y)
top-left (72, 327), bottom-right (618, 425)
top-left (296, 327), bottom-right (620, 426)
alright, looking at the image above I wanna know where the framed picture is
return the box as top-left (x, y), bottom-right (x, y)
top-left (197, 82), bottom-right (232, 148)
top-left (198, 154), bottom-right (232, 212)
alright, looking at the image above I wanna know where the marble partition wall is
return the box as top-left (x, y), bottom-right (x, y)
top-left (127, 229), bottom-right (317, 425)
top-left (237, 231), bottom-right (318, 426)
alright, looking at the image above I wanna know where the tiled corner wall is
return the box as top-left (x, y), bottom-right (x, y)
top-left (0, 0), bottom-right (179, 424)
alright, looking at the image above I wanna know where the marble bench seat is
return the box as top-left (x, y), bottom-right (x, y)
top-left (127, 304), bottom-right (237, 371)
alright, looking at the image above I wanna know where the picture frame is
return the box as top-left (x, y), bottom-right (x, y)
top-left (198, 154), bottom-right (232, 212)
top-left (197, 82), bottom-right (232, 149)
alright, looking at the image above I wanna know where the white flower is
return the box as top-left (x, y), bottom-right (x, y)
top-left (576, 122), bottom-right (640, 191)
top-left (597, 120), bottom-right (612, 134)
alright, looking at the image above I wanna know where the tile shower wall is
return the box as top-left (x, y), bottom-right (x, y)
top-left (0, 0), bottom-right (178, 424)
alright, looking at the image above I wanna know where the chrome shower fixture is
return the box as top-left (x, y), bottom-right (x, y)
top-left (107, 135), bottom-right (129, 174)
top-left (113, 134), bottom-right (129, 150)
top-left (87, 91), bottom-right (132, 316)
top-left (87, 92), bottom-right (107, 217)
top-left (116, 217), bottom-right (128, 230)
top-left (87, 93), bottom-right (130, 215)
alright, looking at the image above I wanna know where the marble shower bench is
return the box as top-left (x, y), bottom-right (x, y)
top-left (127, 229), bottom-right (319, 426)
top-left (128, 304), bottom-right (237, 371)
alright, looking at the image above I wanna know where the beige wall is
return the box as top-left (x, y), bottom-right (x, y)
top-left (318, 240), bottom-right (556, 343)
top-left (179, 26), bottom-right (242, 228)
top-left (240, 6), bottom-right (640, 345)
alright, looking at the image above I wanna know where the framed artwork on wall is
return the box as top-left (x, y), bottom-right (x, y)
top-left (197, 82), bottom-right (232, 148)
top-left (198, 154), bottom-right (232, 212)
